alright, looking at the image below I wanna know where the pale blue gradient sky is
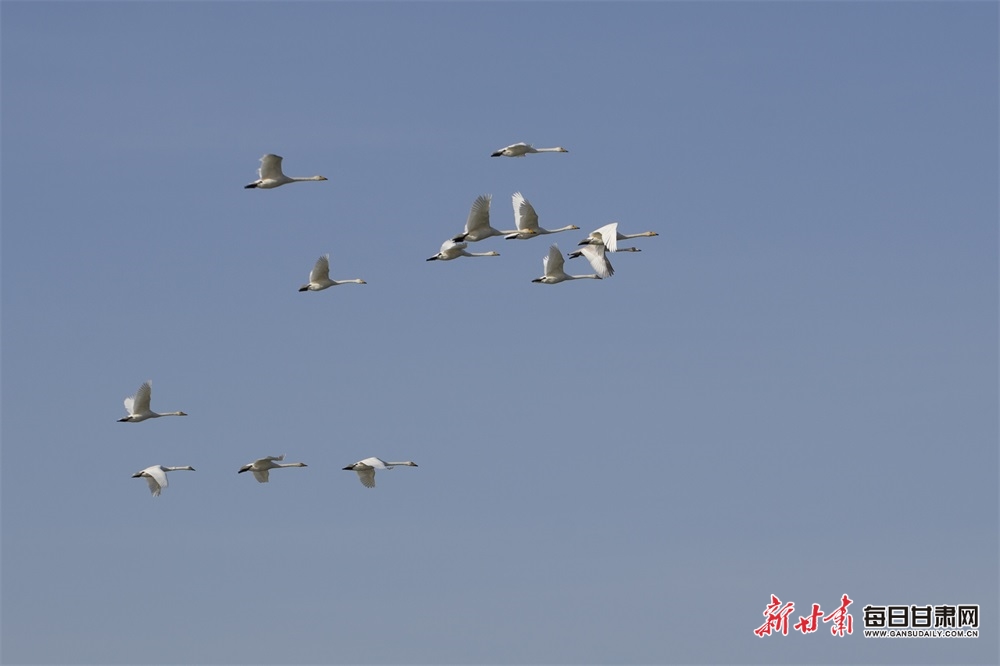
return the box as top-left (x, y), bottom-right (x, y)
top-left (2, 2), bottom-right (997, 665)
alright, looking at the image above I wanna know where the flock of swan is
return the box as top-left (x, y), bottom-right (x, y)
top-left (126, 143), bottom-right (656, 496)
top-left (122, 379), bottom-right (417, 495)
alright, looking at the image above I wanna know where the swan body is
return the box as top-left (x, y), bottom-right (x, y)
top-left (118, 381), bottom-right (187, 423)
top-left (238, 455), bottom-right (308, 483)
top-left (491, 142), bottom-right (568, 158)
top-left (532, 244), bottom-right (605, 284)
top-left (299, 254), bottom-right (366, 291)
top-left (426, 239), bottom-right (500, 261)
top-left (504, 192), bottom-right (579, 240)
top-left (451, 194), bottom-right (518, 242)
top-left (132, 465), bottom-right (195, 497)
top-left (342, 457), bottom-right (418, 488)
top-left (577, 223), bottom-right (658, 253)
top-left (244, 154), bottom-right (328, 189)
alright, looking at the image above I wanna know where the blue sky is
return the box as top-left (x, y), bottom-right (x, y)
top-left (2, 2), bottom-right (997, 664)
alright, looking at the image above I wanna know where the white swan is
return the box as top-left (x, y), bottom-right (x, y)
top-left (577, 222), bottom-right (658, 253)
top-left (299, 254), bottom-right (366, 291)
top-left (342, 457), bottom-right (418, 488)
top-left (504, 192), bottom-right (579, 240)
top-left (532, 244), bottom-right (606, 284)
top-left (491, 142), bottom-right (568, 158)
top-left (132, 465), bottom-right (195, 497)
top-left (238, 455), bottom-right (308, 483)
top-left (244, 154), bottom-right (328, 189)
top-left (451, 194), bottom-right (518, 242)
top-left (118, 381), bottom-right (187, 423)
top-left (426, 239), bottom-right (500, 261)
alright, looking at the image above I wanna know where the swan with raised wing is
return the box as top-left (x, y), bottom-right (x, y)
top-left (504, 192), bottom-right (579, 240)
top-left (118, 381), bottom-right (187, 423)
top-left (577, 222), bottom-right (658, 253)
top-left (244, 154), bottom-right (328, 189)
top-left (532, 244), bottom-right (607, 284)
top-left (299, 254), bottom-right (366, 291)
top-left (452, 194), bottom-right (518, 242)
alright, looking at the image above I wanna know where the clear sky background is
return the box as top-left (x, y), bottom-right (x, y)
top-left (2, 2), bottom-right (997, 665)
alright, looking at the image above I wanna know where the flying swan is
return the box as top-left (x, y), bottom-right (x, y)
top-left (342, 457), bottom-right (418, 488)
top-left (504, 192), bottom-right (579, 240)
top-left (452, 194), bottom-right (518, 242)
top-left (426, 239), bottom-right (500, 261)
top-left (532, 243), bottom-right (609, 284)
top-left (118, 381), bottom-right (187, 423)
top-left (491, 142), bottom-right (568, 158)
top-left (577, 222), bottom-right (658, 253)
top-left (244, 154), bottom-right (328, 189)
top-left (132, 465), bottom-right (195, 497)
top-left (299, 254), bottom-right (366, 291)
top-left (238, 455), bottom-right (308, 483)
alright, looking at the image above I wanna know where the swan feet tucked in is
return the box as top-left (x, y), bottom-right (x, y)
top-left (343, 457), bottom-right (418, 488)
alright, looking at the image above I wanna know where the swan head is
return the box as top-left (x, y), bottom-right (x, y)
top-left (177, 411), bottom-right (188, 416)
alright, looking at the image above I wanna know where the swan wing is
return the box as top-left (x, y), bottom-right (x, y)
top-left (130, 381), bottom-right (153, 414)
top-left (543, 244), bottom-right (565, 277)
top-left (258, 154), bottom-right (284, 180)
top-left (512, 192), bottom-right (539, 232)
top-left (464, 194), bottom-right (492, 233)
top-left (578, 243), bottom-right (614, 278)
top-left (356, 467), bottom-right (376, 488)
top-left (310, 254), bottom-right (331, 283)
top-left (252, 468), bottom-right (270, 483)
top-left (591, 223), bottom-right (619, 253)
top-left (145, 466), bottom-right (168, 495)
